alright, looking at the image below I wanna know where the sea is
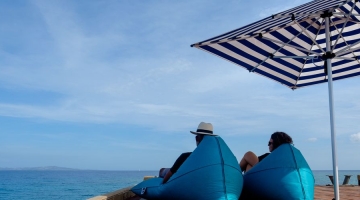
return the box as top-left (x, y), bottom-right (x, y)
top-left (0, 170), bottom-right (359, 200)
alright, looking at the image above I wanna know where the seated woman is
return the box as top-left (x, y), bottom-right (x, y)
top-left (239, 131), bottom-right (293, 172)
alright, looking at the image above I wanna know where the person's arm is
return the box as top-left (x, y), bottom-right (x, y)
top-left (162, 170), bottom-right (173, 184)
top-left (162, 152), bottom-right (191, 184)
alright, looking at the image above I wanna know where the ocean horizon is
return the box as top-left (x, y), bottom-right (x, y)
top-left (0, 169), bottom-right (359, 200)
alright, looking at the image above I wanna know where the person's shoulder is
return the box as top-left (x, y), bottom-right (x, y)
top-left (258, 153), bottom-right (270, 161)
top-left (260, 152), bottom-right (270, 157)
top-left (181, 152), bottom-right (192, 156)
top-left (177, 152), bottom-right (191, 159)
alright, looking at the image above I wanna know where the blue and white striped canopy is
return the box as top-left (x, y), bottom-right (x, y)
top-left (192, 0), bottom-right (360, 89)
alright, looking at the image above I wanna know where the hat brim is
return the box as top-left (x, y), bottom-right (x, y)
top-left (190, 131), bottom-right (217, 136)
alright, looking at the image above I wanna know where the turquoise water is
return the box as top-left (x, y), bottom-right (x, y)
top-left (0, 170), bottom-right (359, 200)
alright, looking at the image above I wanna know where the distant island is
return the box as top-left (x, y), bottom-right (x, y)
top-left (0, 166), bottom-right (80, 171)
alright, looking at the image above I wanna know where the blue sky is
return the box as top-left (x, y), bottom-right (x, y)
top-left (0, 0), bottom-right (359, 170)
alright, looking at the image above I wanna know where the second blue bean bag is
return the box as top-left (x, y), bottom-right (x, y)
top-left (241, 144), bottom-right (314, 200)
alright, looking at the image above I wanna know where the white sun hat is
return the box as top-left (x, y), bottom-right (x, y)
top-left (190, 122), bottom-right (216, 136)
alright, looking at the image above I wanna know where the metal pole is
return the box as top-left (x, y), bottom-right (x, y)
top-left (325, 16), bottom-right (340, 200)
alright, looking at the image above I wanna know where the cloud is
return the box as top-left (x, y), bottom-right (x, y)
top-left (0, 0), bottom-right (360, 138)
top-left (350, 133), bottom-right (360, 143)
top-left (308, 138), bottom-right (317, 142)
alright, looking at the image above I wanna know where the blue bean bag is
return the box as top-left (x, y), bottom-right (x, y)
top-left (241, 144), bottom-right (314, 200)
top-left (131, 135), bottom-right (243, 200)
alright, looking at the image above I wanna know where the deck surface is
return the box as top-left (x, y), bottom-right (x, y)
top-left (314, 185), bottom-right (360, 200)
top-left (126, 186), bottom-right (360, 200)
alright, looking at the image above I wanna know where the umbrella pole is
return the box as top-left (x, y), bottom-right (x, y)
top-left (325, 16), bottom-right (340, 200)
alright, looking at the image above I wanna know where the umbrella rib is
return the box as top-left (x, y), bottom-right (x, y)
top-left (334, 36), bottom-right (360, 67)
top-left (332, 12), bottom-right (360, 17)
top-left (250, 17), bottom-right (321, 73)
top-left (272, 56), bottom-right (318, 59)
top-left (322, 16), bottom-right (360, 26)
top-left (331, 3), bottom-right (356, 51)
top-left (333, 56), bottom-right (358, 60)
top-left (337, 45), bottom-right (360, 57)
top-left (294, 20), bottom-right (326, 53)
top-left (330, 15), bottom-right (360, 62)
top-left (335, 38), bottom-right (360, 55)
top-left (262, 37), bottom-right (322, 55)
top-left (272, 12), bottom-right (322, 19)
top-left (264, 16), bottom-right (323, 56)
top-left (293, 18), bottom-right (325, 88)
top-left (336, 17), bottom-right (360, 24)
top-left (331, 10), bottom-right (360, 66)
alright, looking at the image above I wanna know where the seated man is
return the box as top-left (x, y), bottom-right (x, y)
top-left (161, 122), bottom-right (216, 183)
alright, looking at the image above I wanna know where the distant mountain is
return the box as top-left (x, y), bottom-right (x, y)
top-left (0, 166), bottom-right (80, 171)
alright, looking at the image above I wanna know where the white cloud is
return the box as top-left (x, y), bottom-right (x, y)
top-left (308, 138), bottom-right (318, 142)
top-left (0, 0), bottom-right (359, 137)
top-left (350, 133), bottom-right (360, 143)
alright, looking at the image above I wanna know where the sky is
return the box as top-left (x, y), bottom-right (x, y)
top-left (0, 0), bottom-right (359, 171)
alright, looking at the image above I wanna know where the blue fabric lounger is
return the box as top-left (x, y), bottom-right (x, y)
top-left (131, 135), bottom-right (243, 200)
top-left (240, 144), bottom-right (314, 200)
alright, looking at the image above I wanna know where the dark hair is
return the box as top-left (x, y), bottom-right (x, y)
top-left (271, 132), bottom-right (293, 150)
top-left (195, 134), bottom-right (205, 142)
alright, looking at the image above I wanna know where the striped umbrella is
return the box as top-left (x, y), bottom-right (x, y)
top-left (191, 0), bottom-right (360, 199)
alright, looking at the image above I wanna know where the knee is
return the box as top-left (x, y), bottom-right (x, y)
top-left (244, 151), bottom-right (256, 157)
top-left (159, 168), bottom-right (164, 174)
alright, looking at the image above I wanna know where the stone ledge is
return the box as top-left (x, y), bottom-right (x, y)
top-left (88, 186), bottom-right (135, 200)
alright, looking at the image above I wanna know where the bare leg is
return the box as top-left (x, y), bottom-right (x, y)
top-left (162, 170), bottom-right (173, 184)
top-left (239, 151), bottom-right (259, 172)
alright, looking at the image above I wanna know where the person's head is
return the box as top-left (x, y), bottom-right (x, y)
top-left (190, 122), bottom-right (216, 146)
top-left (195, 134), bottom-right (205, 146)
top-left (268, 131), bottom-right (293, 152)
